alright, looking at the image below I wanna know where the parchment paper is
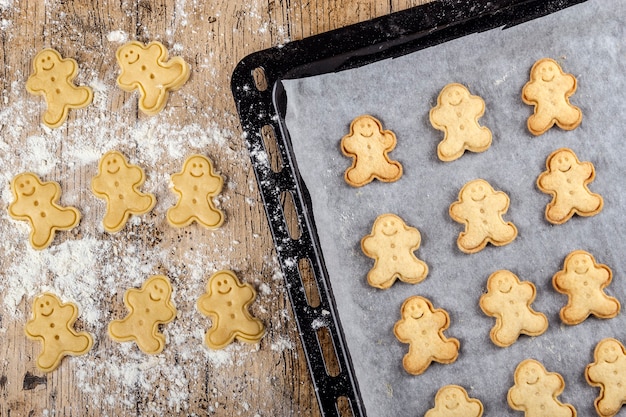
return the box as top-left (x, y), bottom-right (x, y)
top-left (282, 1), bottom-right (626, 415)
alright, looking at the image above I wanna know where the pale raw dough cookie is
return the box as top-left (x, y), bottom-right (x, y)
top-left (8, 172), bottom-right (81, 250)
top-left (425, 385), bottom-right (483, 417)
top-left (25, 292), bottom-right (93, 372)
top-left (522, 58), bottom-right (582, 135)
top-left (537, 148), bottom-right (603, 224)
top-left (393, 295), bottom-right (459, 375)
top-left (167, 154), bottom-right (225, 229)
top-left (26, 48), bottom-right (93, 128)
top-left (449, 179), bottom-right (517, 253)
top-left (340, 115), bottom-right (402, 187)
top-left (480, 270), bottom-right (548, 347)
top-left (360, 213), bottom-right (428, 289)
top-left (586, 338), bottom-right (626, 417)
top-left (552, 250), bottom-right (619, 325)
top-left (197, 270), bottom-right (265, 349)
top-left (508, 359), bottom-right (577, 417)
top-left (108, 275), bottom-right (176, 355)
top-left (429, 83), bottom-right (492, 161)
top-left (91, 150), bottom-right (156, 233)
top-left (116, 40), bottom-right (190, 115)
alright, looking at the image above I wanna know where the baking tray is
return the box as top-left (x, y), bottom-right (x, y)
top-left (231, 1), bottom-right (590, 416)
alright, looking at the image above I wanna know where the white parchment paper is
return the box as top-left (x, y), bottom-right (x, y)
top-left (283, 1), bottom-right (625, 415)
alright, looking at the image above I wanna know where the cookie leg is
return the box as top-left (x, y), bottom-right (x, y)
top-left (37, 344), bottom-right (63, 372)
top-left (556, 105), bottom-right (582, 130)
top-left (546, 200), bottom-right (572, 224)
top-left (528, 110), bottom-right (554, 135)
top-left (524, 311), bottom-right (549, 336)
top-left (398, 259), bottom-right (427, 284)
top-left (438, 137), bottom-right (463, 160)
top-left (56, 207), bottom-right (79, 230)
top-left (69, 86), bottom-right (92, 109)
top-left (345, 165), bottom-right (370, 186)
top-left (436, 340), bottom-right (459, 363)
top-left (458, 229), bottom-right (487, 252)
top-left (69, 332), bottom-right (92, 355)
top-left (198, 206), bottom-right (223, 229)
top-left (492, 323), bottom-right (520, 347)
top-left (375, 161), bottom-right (401, 182)
top-left (135, 329), bottom-right (164, 354)
top-left (560, 303), bottom-right (588, 325)
top-left (206, 324), bottom-right (235, 349)
top-left (129, 193), bottom-right (155, 214)
top-left (43, 103), bottom-right (69, 128)
top-left (491, 223), bottom-right (517, 245)
top-left (31, 223), bottom-right (55, 249)
top-left (576, 193), bottom-right (603, 215)
top-left (597, 392), bottom-right (624, 417)
top-left (594, 296), bottom-right (620, 318)
top-left (367, 265), bottom-right (393, 289)
top-left (167, 205), bottom-right (193, 226)
top-left (403, 348), bottom-right (430, 375)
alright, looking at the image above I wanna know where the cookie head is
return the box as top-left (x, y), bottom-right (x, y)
top-left (438, 385), bottom-right (465, 410)
top-left (517, 360), bottom-right (544, 385)
top-left (185, 155), bottom-right (211, 179)
top-left (351, 115), bottom-right (381, 138)
top-left (35, 293), bottom-right (60, 317)
top-left (102, 151), bottom-right (125, 175)
top-left (491, 271), bottom-right (516, 294)
top-left (147, 276), bottom-right (171, 302)
top-left (373, 213), bottom-right (402, 237)
top-left (565, 251), bottom-right (593, 275)
top-left (597, 339), bottom-right (623, 364)
top-left (441, 83), bottom-right (469, 107)
top-left (548, 149), bottom-right (576, 173)
top-left (118, 43), bottom-right (142, 68)
top-left (404, 297), bottom-right (430, 320)
top-left (461, 179), bottom-right (492, 203)
top-left (12, 173), bottom-right (39, 199)
top-left (34, 49), bottom-right (62, 73)
top-left (210, 272), bottom-right (238, 296)
top-left (533, 59), bottom-right (560, 82)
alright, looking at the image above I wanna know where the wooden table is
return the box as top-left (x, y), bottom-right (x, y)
top-left (0, 1), bottom-right (426, 415)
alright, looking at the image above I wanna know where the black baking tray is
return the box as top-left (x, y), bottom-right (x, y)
top-left (231, 1), bottom-right (586, 415)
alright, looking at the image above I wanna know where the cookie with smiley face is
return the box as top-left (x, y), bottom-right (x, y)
top-left (25, 292), bottom-right (93, 372)
top-left (393, 296), bottom-right (459, 375)
top-left (586, 338), bottom-right (626, 417)
top-left (340, 115), bottom-right (402, 187)
top-left (425, 385), bottom-right (484, 417)
top-left (116, 40), bottom-right (190, 115)
top-left (552, 250), bottom-right (619, 325)
top-left (480, 270), bottom-right (548, 347)
top-left (108, 275), bottom-right (176, 354)
top-left (449, 179), bottom-right (517, 254)
top-left (429, 83), bottom-right (492, 162)
top-left (8, 172), bottom-right (81, 250)
top-left (197, 270), bottom-right (265, 349)
top-left (537, 148), bottom-right (603, 224)
top-left (522, 58), bottom-right (582, 136)
top-left (508, 359), bottom-right (576, 417)
top-left (360, 213), bottom-right (428, 289)
top-left (167, 154), bottom-right (225, 229)
top-left (91, 150), bottom-right (156, 233)
top-left (26, 48), bottom-right (93, 128)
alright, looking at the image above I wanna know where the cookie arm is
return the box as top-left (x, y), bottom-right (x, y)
top-left (449, 201), bottom-right (465, 222)
top-left (26, 74), bottom-right (46, 93)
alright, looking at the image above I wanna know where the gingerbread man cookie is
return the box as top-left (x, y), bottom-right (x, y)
top-left (586, 338), bottom-right (626, 417)
top-left (197, 270), bottom-right (265, 349)
top-left (508, 359), bottom-right (577, 417)
top-left (393, 296), bottom-right (459, 375)
top-left (8, 172), bottom-right (81, 250)
top-left (340, 115), bottom-right (402, 187)
top-left (108, 275), bottom-right (176, 354)
top-left (91, 150), bottom-right (156, 233)
top-left (522, 58), bottom-right (582, 135)
top-left (167, 154), bottom-right (225, 229)
top-left (537, 148), bottom-right (603, 224)
top-left (425, 385), bottom-right (484, 417)
top-left (449, 179), bottom-right (517, 253)
top-left (116, 40), bottom-right (190, 115)
top-left (25, 292), bottom-right (93, 372)
top-left (429, 83), bottom-right (492, 162)
top-left (26, 48), bottom-right (93, 128)
top-left (552, 250), bottom-right (619, 325)
top-left (479, 270), bottom-right (548, 347)
top-left (360, 213), bottom-right (428, 289)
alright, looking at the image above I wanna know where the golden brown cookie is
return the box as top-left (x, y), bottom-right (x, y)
top-left (537, 148), bottom-right (603, 224)
top-left (8, 172), bottom-right (81, 250)
top-left (167, 154), bottom-right (225, 229)
top-left (340, 115), bottom-right (402, 187)
top-left (116, 40), bottom-right (190, 115)
top-left (586, 338), bottom-right (626, 417)
top-left (197, 270), bottom-right (265, 349)
top-left (522, 58), bottom-right (582, 135)
top-left (26, 48), bottom-right (93, 128)
top-left (393, 296), bottom-right (459, 375)
top-left (552, 250), bottom-right (619, 325)
top-left (429, 83), bottom-right (492, 161)
top-left (480, 270), bottom-right (548, 347)
top-left (108, 275), bottom-right (177, 354)
top-left (508, 359), bottom-right (577, 417)
top-left (25, 292), bottom-right (93, 372)
top-left (449, 179), bottom-right (517, 253)
top-left (91, 150), bottom-right (156, 233)
top-left (425, 385), bottom-right (484, 417)
top-left (360, 213), bottom-right (428, 289)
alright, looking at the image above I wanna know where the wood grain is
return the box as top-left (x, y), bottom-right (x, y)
top-left (0, 1), bottom-right (427, 415)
